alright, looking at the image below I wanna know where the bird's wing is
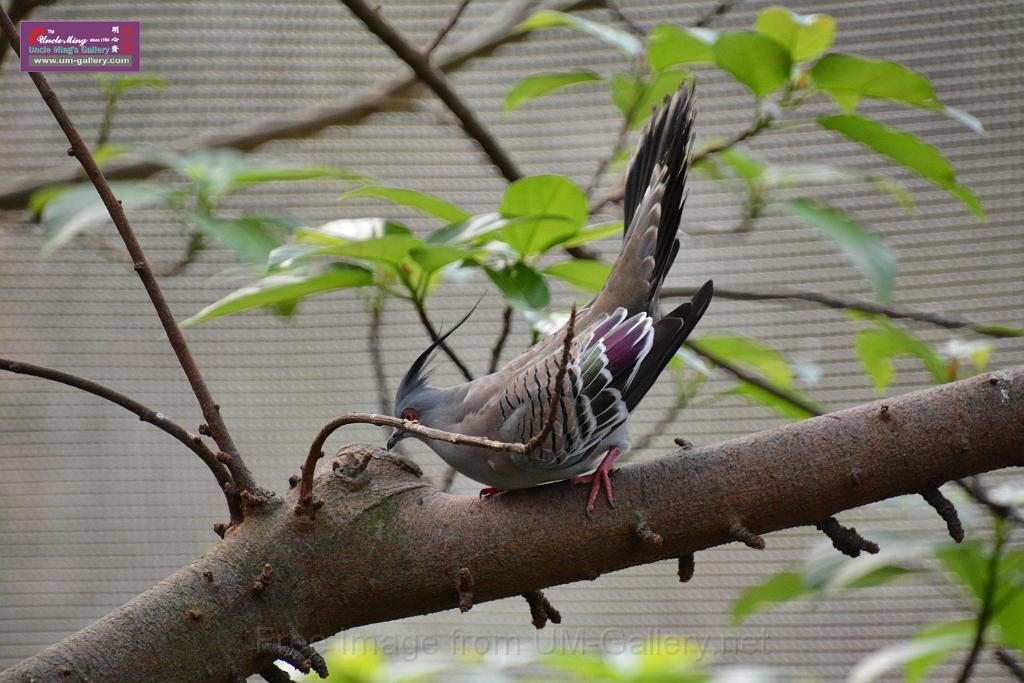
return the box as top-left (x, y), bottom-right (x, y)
top-left (492, 308), bottom-right (655, 471)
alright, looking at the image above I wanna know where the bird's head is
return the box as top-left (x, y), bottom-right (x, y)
top-left (387, 303), bottom-right (478, 450)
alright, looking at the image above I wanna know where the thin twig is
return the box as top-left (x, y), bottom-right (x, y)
top-left (298, 305), bottom-right (577, 509)
top-left (995, 646), bottom-right (1024, 682)
top-left (487, 306), bottom-right (513, 374)
top-left (369, 297), bottom-right (391, 414)
top-left (684, 340), bottom-right (823, 417)
top-left (955, 521), bottom-right (1007, 683)
top-left (0, 357), bottom-right (240, 521)
top-left (693, 0), bottom-right (738, 28)
top-left (423, 0), bottom-right (472, 57)
top-left (605, 0), bottom-right (645, 36)
top-left (663, 285), bottom-right (1020, 339)
top-left (956, 478), bottom-right (1024, 524)
top-left (589, 115), bottom-right (771, 215)
top-left (412, 298), bottom-right (475, 382)
top-left (0, 12), bottom-right (255, 498)
top-left (339, 0), bottom-right (522, 183)
top-left (584, 105), bottom-right (633, 199)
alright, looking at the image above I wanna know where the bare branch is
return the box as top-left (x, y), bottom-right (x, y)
top-left (423, 0), bottom-right (472, 57)
top-left (297, 305), bottom-right (577, 510)
top-left (955, 521), bottom-right (1007, 683)
top-left (995, 646), bottom-right (1024, 682)
top-left (605, 0), bottom-right (645, 37)
top-left (339, 0), bottom-right (522, 183)
top-left (487, 305), bottom-right (513, 374)
top-left (662, 285), bottom-right (1021, 339)
top-left (0, 357), bottom-right (239, 522)
top-left (693, 0), bottom-right (739, 28)
top-left (0, 11), bottom-right (255, 498)
top-left (5, 369), bottom-right (1021, 681)
top-left (956, 477), bottom-right (1024, 524)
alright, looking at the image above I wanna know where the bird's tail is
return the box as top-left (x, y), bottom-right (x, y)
top-left (593, 83), bottom-right (697, 316)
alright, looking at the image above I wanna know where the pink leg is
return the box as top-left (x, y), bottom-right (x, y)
top-left (572, 447), bottom-right (620, 517)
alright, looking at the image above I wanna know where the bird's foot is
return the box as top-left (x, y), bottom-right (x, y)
top-left (572, 447), bottom-right (620, 517)
top-left (478, 487), bottom-right (508, 499)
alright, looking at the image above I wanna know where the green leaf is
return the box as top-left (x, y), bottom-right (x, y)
top-left (754, 6), bottom-right (835, 62)
top-left (610, 70), bottom-right (690, 129)
top-left (503, 71), bottom-right (602, 112)
top-left (695, 334), bottom-right (793, 385)
top-left (787, 199), bottom-right (896, 303)
top-left (295, 218), bottom-right (409, 246)
top-left (646, 24), bottom-right (715, 71)
top-left (905, 621), bottom-right (977, 683)
top-left (180, 263), bottom-right (373, 327)
top-left (98, 72), bottom-right (166, 94)
top-left (339, 185), bottom-right (470, 224)
top-left (732, 383), bottom-right (818, 420)
top-left (316, 235), bottom-right (423, 266)
top-left (189, 213), bottom-right (284, 265)
top-left (731, 572), bottom-right (809, 624)
top-left (543, 259), bottom-right (611, 292)
top-left (803, 532), bottom-right (937, 593)
top-left (27, 184), bottom-right (73, 215)
top-left (810, 53), bottom-right (941, 112)
top-left (516, 10), bottom-right (642, 57)
top-left (92, 143), bottom-right (128, 167)
top-left (39, 181), bottom-right (170, 255)
top-left (560, 221), bottom-right (623, 248)
top-left (427, 213), bottom-right (508, 246)
top-left (498, 175), bottom-right (587, 256)
top-left (850, 314), bottom-right (946, 392)
top-left (485, 262), bottom-right (550, 311)
top-left (817, 114), bottom-right (983, 219)
top-left (973, 324), bottom-right (1024, 338)
top-left (847, 622), bottom-right (973, 683)
top-left (409, 245), bottom-right (477, 274)
top-left (713, 32), bottom-right (792, 97)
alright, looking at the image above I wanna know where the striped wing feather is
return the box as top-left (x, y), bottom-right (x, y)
top-left (496, 309), bottom-right (653, 471)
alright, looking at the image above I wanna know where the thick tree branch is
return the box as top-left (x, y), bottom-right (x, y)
top-left (0, 0), bottom-right (596, 210)
top-left (3, 369), bottom-right (1020, 682)
top-left (663, 285), bottom-right (1022, 339)
top-left (0, 11), bottom-right (256, 497)
top-left (0, 357), bottom-right (238, 521)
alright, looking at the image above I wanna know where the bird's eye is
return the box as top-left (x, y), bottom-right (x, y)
top-left (401, 408), bottom-right (417, 422)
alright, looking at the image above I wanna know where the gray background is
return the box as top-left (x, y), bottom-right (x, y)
top-left (1, 0), bottom-right (1022, 680)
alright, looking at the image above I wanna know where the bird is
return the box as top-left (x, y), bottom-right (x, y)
top-left (387, 83), bottom-right (713, 515)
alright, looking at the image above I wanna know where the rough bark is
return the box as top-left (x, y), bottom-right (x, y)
top-left (2, 369), bottom-right (1022, 682)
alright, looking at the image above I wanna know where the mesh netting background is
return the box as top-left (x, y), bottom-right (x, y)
top-left (1, 0), bottom-right (1022, 680)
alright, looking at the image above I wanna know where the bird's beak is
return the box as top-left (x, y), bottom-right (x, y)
top-left (386, 427), bottom-right (403, 451)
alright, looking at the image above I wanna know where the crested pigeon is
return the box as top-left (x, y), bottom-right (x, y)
top-left (388, 84), bottom-right (713, 515)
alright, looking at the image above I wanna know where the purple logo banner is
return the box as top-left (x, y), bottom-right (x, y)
top-left (20, 21), bottom-right (139, 73)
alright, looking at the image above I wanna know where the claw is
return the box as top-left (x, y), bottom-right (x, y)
top-left (479, 487), bottom-right (507, 499)
top-left (573, 447), bottom-right (620, 516)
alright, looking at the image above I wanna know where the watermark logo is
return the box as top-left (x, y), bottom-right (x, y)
top-left (20, 21), bottom-right (139, 72)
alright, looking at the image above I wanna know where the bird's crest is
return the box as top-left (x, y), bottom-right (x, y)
top-left (395, 300), bottom-right (480, 405)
